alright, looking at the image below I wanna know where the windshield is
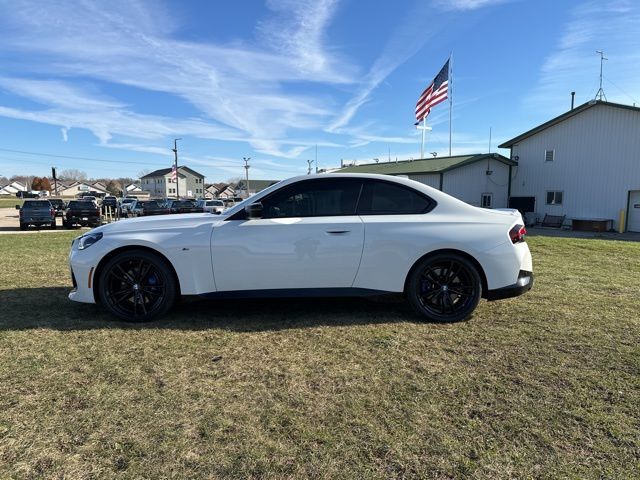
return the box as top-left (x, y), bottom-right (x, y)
top-left (121, 199), bottom-right (135, 204)
top-left (172, 201), bottom-right (195, 207)
top-left (206, 201), bottom-right (223, 206)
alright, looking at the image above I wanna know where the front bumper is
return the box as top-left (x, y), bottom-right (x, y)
top-left (486, 270), bottom-right (534, 301)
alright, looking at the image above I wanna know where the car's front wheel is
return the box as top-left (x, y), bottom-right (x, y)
top-left (97, 250), bottom-right (177, 322)
top-left (406, 253), bottom-right (482, 323)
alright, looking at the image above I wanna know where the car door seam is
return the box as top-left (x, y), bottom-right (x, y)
top-left (350, 215), bottom-right (366, 288)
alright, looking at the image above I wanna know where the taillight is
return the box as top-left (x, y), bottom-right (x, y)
top-left (509, 224), bottom-right (527, 243)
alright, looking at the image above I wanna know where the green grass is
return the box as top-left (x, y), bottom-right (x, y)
top-left (0, 232), bottom-right (638, 478)
top-left (0, 198), bottom-right (23, 208)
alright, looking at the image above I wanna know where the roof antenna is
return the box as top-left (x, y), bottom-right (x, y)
top-left (595, 50), bottom-right (607, 101)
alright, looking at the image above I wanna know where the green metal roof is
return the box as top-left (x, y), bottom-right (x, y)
top-left (236, 179), bottom-right (279, 192)
top-left (336, 153), bottom-right (515, 175)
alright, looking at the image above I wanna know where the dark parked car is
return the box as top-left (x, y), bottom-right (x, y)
top-left (49, 198), bottom-right (66, 217)
top-left (16, 200), bottom-right (56, 230)
top-left (63, 200), bottom-right (101, 228)
top-left (134, 200), bottom-right (171, 216)
top-left (166, 200), bottom-right (204, 214)
top-left (16, 191), bottom-right (39, 199)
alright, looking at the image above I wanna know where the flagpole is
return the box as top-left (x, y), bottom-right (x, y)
top-left (421, 116), bottom-right (426, 159)
top-left (449, 52), bottom-right (453, 156)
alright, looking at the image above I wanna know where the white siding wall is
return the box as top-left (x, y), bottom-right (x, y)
top-left (442, 159), bottom-right (511, 208)
top-left (510, 104), bottom-right (640, 229)
top-left (408, 173), bottom-right (440, 189)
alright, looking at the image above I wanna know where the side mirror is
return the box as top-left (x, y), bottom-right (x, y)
top-left (15, 205), bottom-right (21, 210)
top-left (244, 202), bottom-right (263, 219)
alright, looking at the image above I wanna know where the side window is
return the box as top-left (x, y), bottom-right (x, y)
top-left (261, 179), bottom-right (362, 218)
top-left (358, 180), bottom-right (435, 215)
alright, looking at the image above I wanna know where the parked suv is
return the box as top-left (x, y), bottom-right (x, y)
top-left (16, 200), bottom-right (56, 230)
top-left (166, 199), bottom-right (204, 214)
top-left (195, 199), bottom-right (226, 214)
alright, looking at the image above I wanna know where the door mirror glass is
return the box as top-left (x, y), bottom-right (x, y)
top-left (245, 202), bottom-right (263, 219)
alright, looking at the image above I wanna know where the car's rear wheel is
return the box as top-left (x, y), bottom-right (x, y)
top-left (50, 221), bottom-right (56, 230)
top-left (98, 250), bottom-right (177, 322)
top-left (406, 253), bottom-right (482, 323)
top-left (19, 223), bottom-right (27, 231)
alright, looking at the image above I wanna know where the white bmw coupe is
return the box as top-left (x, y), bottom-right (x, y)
top-left (69, 174), bottom-right (533, 322)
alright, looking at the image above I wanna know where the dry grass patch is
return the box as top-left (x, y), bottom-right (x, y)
top-left (0, 232), bottom-right (638, 478)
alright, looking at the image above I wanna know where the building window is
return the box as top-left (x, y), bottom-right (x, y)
top-left (545, 149), bottom-right (555, 162)
top-left (481, 193), bottom-right (492, 208)
top-left (546, 191), bottom-right (563, 205)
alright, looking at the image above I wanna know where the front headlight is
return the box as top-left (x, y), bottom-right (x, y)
top-left (77, 232), bottom-right (103, 250)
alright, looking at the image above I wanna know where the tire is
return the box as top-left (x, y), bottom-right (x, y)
top-left (97, 250), bottom-right (177, 322)
top-left (50, 222), bottom-right (56, 230)
top-left (406, 253), bottom-right (482, 323)
top-left (19, 223), bottom-right (27, 231)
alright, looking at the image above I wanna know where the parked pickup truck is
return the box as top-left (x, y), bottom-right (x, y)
top-left (63, 200), bottom-right (101, 228)
top-left (16, 200), bottom-right (56, 230)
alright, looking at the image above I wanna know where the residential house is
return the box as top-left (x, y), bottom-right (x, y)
top-left (140, 166), bottom-right (205, 199)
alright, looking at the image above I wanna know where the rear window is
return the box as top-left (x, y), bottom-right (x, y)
top-left (67, 201), bottom-right (93, 208)
top-left (206, 201), bottom-right (223, 206)
top-left (24, 201), bottom-right (51, 208)
top-left (140, 201), bottom-right (159, 208)
top-left (357, 180), bottom-right (435, 215)
top-left (173, 201), bottom-right (194, 207)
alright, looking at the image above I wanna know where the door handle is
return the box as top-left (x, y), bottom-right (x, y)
top-left (326, 229), bottom-right (350, 234)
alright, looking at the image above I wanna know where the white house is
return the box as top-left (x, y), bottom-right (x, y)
top-left (499, 100), bottom-right (640, 232)
top-left (337, 153), bottom-right (516, 209)
top-left (59, 181), bottom-right (109, 197)
top-left (0, 181), bottom-right (26, 195)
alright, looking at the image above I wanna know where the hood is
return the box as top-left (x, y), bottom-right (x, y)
top-left (93, 213), bottom-right (226, 235)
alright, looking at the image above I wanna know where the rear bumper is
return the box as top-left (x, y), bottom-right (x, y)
top-left (486, 270), bottom-right (534, 300)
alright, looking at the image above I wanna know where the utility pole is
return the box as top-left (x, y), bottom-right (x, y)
top-left (595, 50), bottom-right (607, 101)
top-left (243, 157), bottom-right (251, 198)
top-left (307, 159), bottom-right (314, 175)
top-left (172, 138), bottom-right (181, 199)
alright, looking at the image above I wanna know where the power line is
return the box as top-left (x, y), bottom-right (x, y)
top-left (0, 146), bottom-right (305, 174)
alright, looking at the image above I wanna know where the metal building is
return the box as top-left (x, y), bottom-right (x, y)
top-left (337, 153), bottom-right (516, 209)
top-left (499, 100), bottom-right (640, 232)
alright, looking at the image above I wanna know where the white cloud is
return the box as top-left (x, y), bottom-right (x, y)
top-left (433, 0), bottom-right (511, 11)
top-left (61, 127), bottom-right (68, 142)
top-left (0, 0), bottom-right (351, 158)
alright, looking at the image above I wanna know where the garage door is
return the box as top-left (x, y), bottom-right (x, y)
top-left (628, 191), bottom-right (640, 232)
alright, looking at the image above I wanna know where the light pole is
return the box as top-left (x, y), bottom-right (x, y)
top-left (243, 157), bottom-right (251, 198)
top-left (172, 138), bottom-right (181, 199)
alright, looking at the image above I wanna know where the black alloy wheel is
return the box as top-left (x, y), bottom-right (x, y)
top-left (98, 250), bottom-right (177, 322)
top-left (407, 253), bottom-right (482, 323)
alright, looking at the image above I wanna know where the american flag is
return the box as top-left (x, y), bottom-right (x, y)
top-left (415, 59), bottom-right (449, 122)
top-left (171, 165), bottom-right (177, 182)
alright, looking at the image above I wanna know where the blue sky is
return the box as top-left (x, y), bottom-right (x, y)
top-left (0, 0), bottom-right (639, 182)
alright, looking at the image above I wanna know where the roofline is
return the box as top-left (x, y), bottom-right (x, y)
top-left (499, 100), bottom-right (640, 148)
top-left (337, 153), bottom-right (515, 174)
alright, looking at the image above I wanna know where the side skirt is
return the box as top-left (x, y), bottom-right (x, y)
top-left (199, 287), bottom-right (394, 300)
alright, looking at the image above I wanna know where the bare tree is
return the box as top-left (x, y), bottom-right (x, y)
top-left (137, 169), bottom-right (151, 179)
top-left (59, 169), bottom-right (88, 182)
